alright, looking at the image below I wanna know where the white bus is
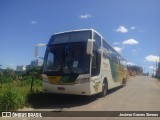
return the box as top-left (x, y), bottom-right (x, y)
top-left (39, 29), bottom-right (127, 96)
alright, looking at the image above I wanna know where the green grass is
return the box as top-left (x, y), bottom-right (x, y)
top-left (21, 77), bottom-right (42, 86)
top-left (0, 84), bottom-right (28, 111)
top-left (0, 79), bottom-right (42, 111)
top-left (1, 76), bottom-right (13, 84)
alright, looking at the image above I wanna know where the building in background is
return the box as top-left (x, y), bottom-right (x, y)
top-left (156, 55), bottom-right (160, 78)
top-left (30, 59), bottom-right (43, 67)
top-left (16, 59), bottom-right (43, 72)
top-left (16, 65), bottom-right (26, 71)
top-left (127, 65), bottom-right (143, 76)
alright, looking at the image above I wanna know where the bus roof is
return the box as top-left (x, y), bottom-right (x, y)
top-left (53, 29), bottom-right (102, 38)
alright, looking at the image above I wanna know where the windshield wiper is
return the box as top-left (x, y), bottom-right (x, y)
top-left (67, 63), bottom-right (75, 74)
top-left (61, 44), bottom-right (76, 74)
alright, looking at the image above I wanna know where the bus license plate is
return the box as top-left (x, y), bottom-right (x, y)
top-left (57, 87), bottom-right (65, 90)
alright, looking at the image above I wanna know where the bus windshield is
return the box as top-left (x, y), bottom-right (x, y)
top-left (43, 42), bottom-right (90, 75)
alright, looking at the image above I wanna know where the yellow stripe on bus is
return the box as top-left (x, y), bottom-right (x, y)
top-left (48, 76), bottom-right (61, 84)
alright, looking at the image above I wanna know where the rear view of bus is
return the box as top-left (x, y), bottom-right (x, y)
top-left (41, 29), bottom-right (127, 96)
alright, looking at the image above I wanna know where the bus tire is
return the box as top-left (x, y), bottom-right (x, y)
top-left (122, 78), bottom-right (127, 86)
top-left (100, 80), bottom-right (108, 97)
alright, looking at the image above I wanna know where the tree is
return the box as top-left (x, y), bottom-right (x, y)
top-left (25, 66), bottom-right (43, 79)
top-left (5, 68), bottom-right (17, 80)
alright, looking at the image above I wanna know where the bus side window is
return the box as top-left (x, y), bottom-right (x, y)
top-left (91, 32), bottom-right (101, 77)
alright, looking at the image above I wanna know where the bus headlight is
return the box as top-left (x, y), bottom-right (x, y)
top-left (42, 74), bottom-right (48, 83)
top-left (43, 77), bottom-right (48, 82)
top-left (75, 78), bottom-right (89, 84)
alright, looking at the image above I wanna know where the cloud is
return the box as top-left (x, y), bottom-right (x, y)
top-left (113, 42), bottom-right (120, 45)
top-left (113, 47), bottom-right (122, 53)
top-left (36, 43), bottom-right (46, 46)
top-left (79, 14), bottom-right (92, 19)
top-left (122, 39), bottom-right (139, 45)
top-left (30, 20), bottom-right (38, 25)
top-left (145, 55), bottom-right (159, 62)
top-left (127, 62), bottom-right (136, 66)
top-left (116, 26), bottom-right (128, 33)
top-left (130, 26), bottom-right (135, 30)
top-left (10, 64), bottom-right (14, 66)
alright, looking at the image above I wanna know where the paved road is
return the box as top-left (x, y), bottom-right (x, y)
top-left (67, 75), bottom-right (160, 111)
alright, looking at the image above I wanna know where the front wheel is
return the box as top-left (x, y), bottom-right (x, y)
top-left (100, 82), bottom-right (108, 97)
top-left (122, 78), bottom-right (127, 86)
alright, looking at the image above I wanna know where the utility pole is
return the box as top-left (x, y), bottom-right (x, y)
top-left (159, 53), bottom-right (160, 65)
top-left (156, 60), bottom-right (157, 70)
top-left (153, 64), bottom-right (154, 76)
top-left (156, 53), bottom-right (160, 78)
top-left (158, 53), bottom-right (160, 78)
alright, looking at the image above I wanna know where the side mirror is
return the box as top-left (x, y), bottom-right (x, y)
top-left (34, 43), bottom-right (47, 59)
top-left (87, 39), bottom-right (95, 55)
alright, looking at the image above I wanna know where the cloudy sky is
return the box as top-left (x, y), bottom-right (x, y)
top-left (0, 0), bottom-right (160, 74)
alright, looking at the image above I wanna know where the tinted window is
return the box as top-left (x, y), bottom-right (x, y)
top-left (103, 40), bottom-right (119, 63)
top-left (49, 31), bottom-right (92, 45)
top-left (91, 32), bottom-right (101, 76)
top-left (43, 42), bottom-right (90, 75)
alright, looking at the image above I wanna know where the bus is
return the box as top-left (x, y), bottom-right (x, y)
top-left (37, 29), bottom-right (127, 97)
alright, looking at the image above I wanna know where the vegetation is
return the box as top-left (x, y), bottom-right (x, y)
top-left (0, 84), bottom-right (29, 111)
top-left (0, 66), bottom-right (43, 111)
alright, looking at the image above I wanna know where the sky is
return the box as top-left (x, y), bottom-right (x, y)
top-left (0, 0), bottom-right (160, 74)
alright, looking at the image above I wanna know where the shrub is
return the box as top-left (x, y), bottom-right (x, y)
top-left (21, 76), bottom-right (42, 86)
top-left (0, 77), bottom-right (42, 111)
top-left (2, 76), bottom-right (13, 84)
top-left (34, 79), bottom-right (42, 86)
top-left (21, 79), bottom-right (32, 86)
top-left (0, 84), bottom-right (29, 111)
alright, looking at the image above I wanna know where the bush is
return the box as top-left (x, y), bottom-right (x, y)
top-left (0, 84), bottom-right (29, 111)
top-left (21, 78), bottom-right (32, 86)
top-left (0, 75), bottom-right (42, 111)
top-left (21, 76), bottom-right (42, 86)
top-left (34, 79), bottom-right (42, 86)
top-left (1, 76), bottom-right (13, 84)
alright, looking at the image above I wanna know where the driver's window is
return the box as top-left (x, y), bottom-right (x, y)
top-left (47, 52), bottom-right (54, 69)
